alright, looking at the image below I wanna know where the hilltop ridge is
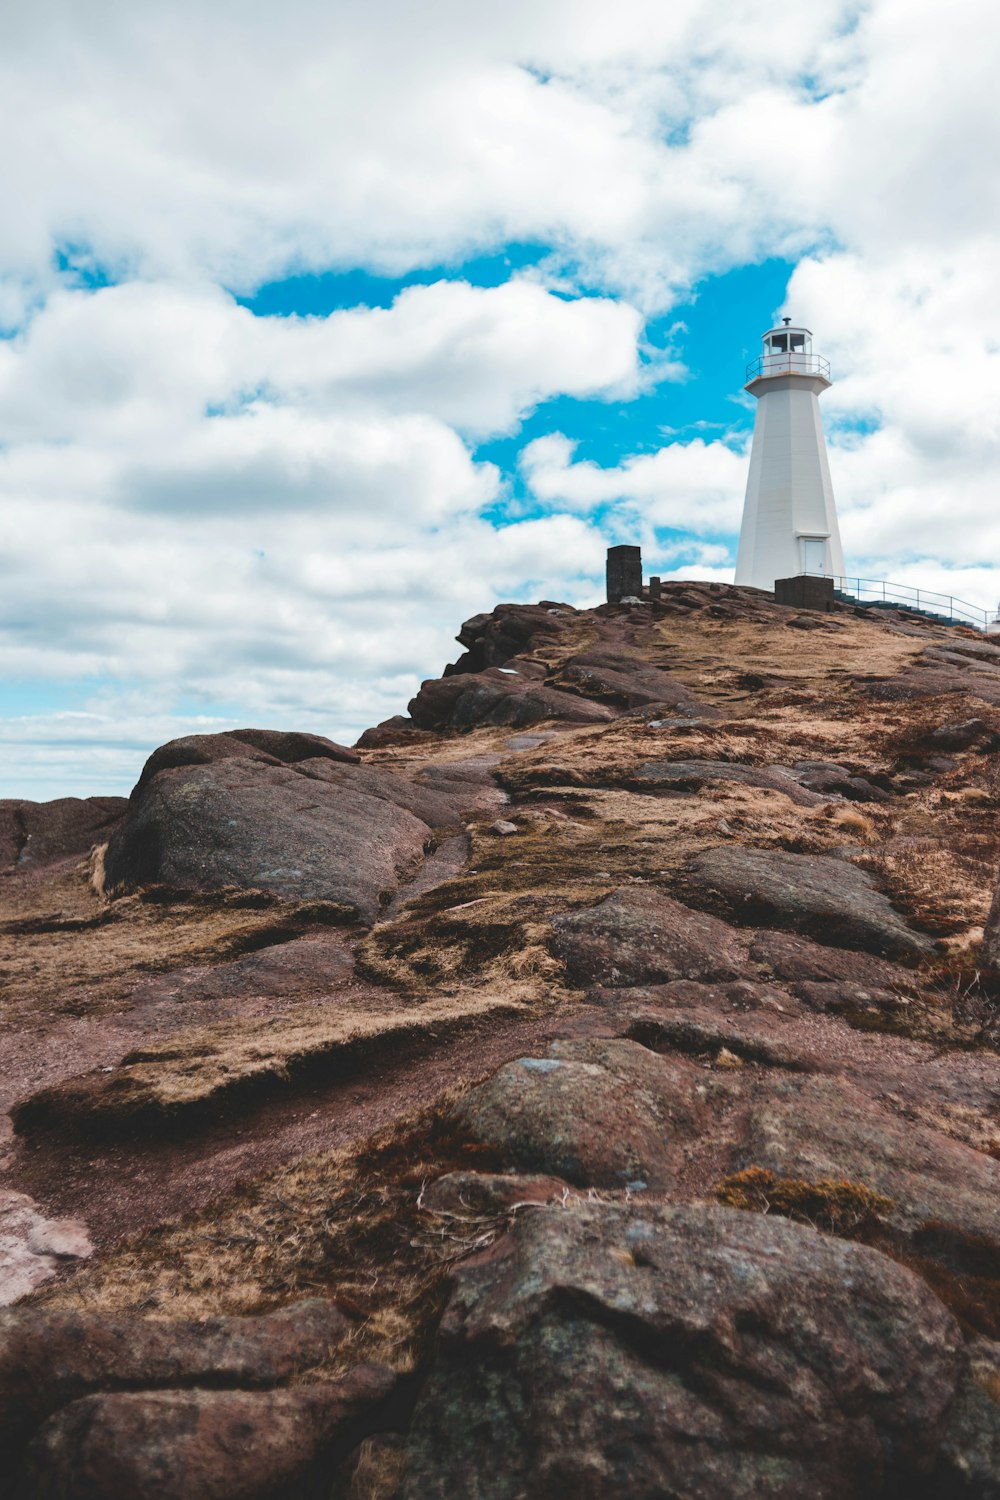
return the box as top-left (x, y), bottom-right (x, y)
top-left (2, 580), bottom-right (1000, 1496)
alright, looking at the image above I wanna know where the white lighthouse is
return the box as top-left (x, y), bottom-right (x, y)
top-left (734, 318), bottom-right (845, 591)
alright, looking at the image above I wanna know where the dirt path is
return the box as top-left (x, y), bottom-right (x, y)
top-left (3, 1006), bottom-right (566, 1251)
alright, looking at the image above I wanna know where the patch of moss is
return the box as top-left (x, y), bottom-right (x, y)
top-left (715, 1166), bottom-right (896, 1237)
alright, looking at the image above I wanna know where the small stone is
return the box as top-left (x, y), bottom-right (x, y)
top-left (489, 819), bottom-right (519, 836)
top-left (26, 1221), bottom-right (93, 1260)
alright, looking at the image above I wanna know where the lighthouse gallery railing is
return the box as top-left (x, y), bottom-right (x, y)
top-left (745, 353), bottom-right (831, 383)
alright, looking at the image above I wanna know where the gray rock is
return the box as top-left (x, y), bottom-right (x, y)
top-left (401, 1202), bottom-right (962, 1499)
top-left (685, 846), bottom-right (933, 960)
top-left (935, 1340), bottom-right (1000, 1496)
top-left (551, 886), bottom-right (748, 986)
top-left (103, 757), bottom-right (430, 921)
top-left (629, 759), bottom-right (828, 806)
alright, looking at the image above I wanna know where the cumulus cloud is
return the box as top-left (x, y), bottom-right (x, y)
top-left (3, 0), bottom-right (1000, 794)
top-left (521, 432), bottom-right (747, 538)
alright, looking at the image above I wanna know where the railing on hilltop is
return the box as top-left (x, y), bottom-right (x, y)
top-left (745, 353), bottom-right (831, 383)
top-left (803, 573), bottom-right (990, 631)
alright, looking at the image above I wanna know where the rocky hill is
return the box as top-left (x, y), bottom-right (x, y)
top-left (3, 580), bottom-right (1000, 1497)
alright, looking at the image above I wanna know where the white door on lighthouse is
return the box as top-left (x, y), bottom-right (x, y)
top-left (800, 536), bottom-right (827, 575)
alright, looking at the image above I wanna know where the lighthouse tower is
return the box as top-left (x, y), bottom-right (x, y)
top-left (734, 318), bottom-right (845, 591)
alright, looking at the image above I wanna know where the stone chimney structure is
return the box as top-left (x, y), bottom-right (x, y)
top-left (606, 545), bottom-right (642, 603)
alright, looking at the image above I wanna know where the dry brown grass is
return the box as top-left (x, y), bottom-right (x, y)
top-left (14, 989), bottom-right (532, 1135)
top-left (0, 864), bottom-right (353, 1030)
top-left (715, 1166), bottom-right (896, 1237)
top-left (26, 1099), bottom-right (523, 1375)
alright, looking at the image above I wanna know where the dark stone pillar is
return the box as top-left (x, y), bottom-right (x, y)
top-left (774, 575), bottom-right (835, 612)
top-left (648, 576), bottom-right (662, 600)
top-left (606, 545), bottom-right (642, 603)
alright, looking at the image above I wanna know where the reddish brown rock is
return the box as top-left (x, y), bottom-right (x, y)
top-left (408, 670), bottom-right (613, 731)
top-left (685, 845), bottom-right (934, 960)
top-left (551, 886), bottom-right (748, 987)
top-left (135, 729), bottom-right (359, 791)
top-left (628, 758), bottom-right (827, 805)
top-left (448, 603), bottom-right (572, 674)
top-left (741, 1072), bottom-right (1000, 1245)
top-left (16, 1364), bottom-right (396, 1500)
top-left (123, 933), bottom-right (355, 1010)
top-left (749, 928), bottom-right (922, 990)
top-left (550, 650), bottom-right (717, 717)
top-left (450, 1039), bottom-right (708, 1189)
top-left (401, 1202), bottom-right (962, 1499)
top-left (0, 1300), bottom-right (350, 1472)
top-left (103, 757), bottom-right (431, 920)
top-left (0, 797), bottom-right (127, 872)
top-left (354, 716), bottom-right (434, 749)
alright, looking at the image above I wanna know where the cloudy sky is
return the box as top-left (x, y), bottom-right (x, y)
top-left (3, 0), bottom-right (999, 797)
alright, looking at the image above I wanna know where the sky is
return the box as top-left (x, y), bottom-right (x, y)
top-left (3, 0), bottom-right (1000, 798)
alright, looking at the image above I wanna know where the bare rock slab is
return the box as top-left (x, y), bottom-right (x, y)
top-left (450, 1039), bottom-right (708, 1189)
top-left (0, 797), bottom-right (127, 872)
top-left (0, 1191), bottom-right (93, 1305)
top-left (16, 1365), bottom-right (396, 1500)
top-left (0, 1299), bottom-right (349, 1472)
top-left (551, 886), bottom-right (747, 987)
top-left (686, 846), bottom-right (933, 960)
top-left (742, 1073), bottom-right (1000, 1245)
top-left (401, 1202), bottom-right (962, 1499)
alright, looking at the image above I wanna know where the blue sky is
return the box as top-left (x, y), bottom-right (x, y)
top-left (1, 0), bottom-right (998, 799)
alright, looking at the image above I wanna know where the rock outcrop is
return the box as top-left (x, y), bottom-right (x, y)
top-left (402, 1202), bottom-right (963, 1499)
top-left (0, 796), bottom-right (127, 871)
top-left (5, 582), bottom-right (1000, 1497)
top-left (685, 845), bottom-right (934, 960)
top-left (102, 728), bottom-right (491, 919)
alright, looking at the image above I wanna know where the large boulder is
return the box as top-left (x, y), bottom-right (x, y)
top-left (16, 1365), bottom-right (396, 1500)
top-left (0, 1300), bottom-right (349, 1472)
top-left (685, 846), bottom-right (934, 960)
top-left (450, 1039), bottom-right (709, 1189)
top-left (551, 886), bottom-right (748, 986)
top-left (103, 744), bottom-right (436, 920)
top-left (401, 1202), bottom-right (962, 1499)
top-left (133, 729), bottom-right (359, 790)
top-left (0, 797), bottom-right (127, 872)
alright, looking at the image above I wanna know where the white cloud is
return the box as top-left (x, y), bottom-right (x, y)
top-left (4, 0), bottom-right (1000, 793)
top-left (521, 432), bottom-right (747, 538)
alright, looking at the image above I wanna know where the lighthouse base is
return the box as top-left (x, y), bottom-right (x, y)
top-left (774, 575), bottom-right (835, 612)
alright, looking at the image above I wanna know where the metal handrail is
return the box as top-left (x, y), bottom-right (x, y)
top-left (802, 573), bottom-right (989, 630)
top-left (745, 353), bottom-right (831, 383)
